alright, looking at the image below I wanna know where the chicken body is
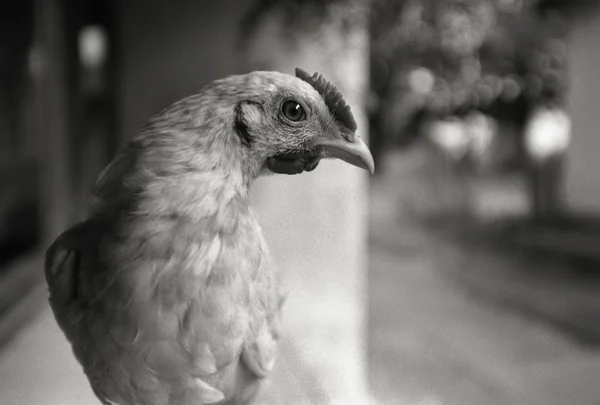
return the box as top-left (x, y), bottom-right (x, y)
top-left (45, 70), bottom-right (373, 405)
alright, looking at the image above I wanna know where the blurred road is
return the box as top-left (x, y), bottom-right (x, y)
top-left (368, 154), bottom-right (600, 405)
top-left (368, 222), bottom-right (600, 405)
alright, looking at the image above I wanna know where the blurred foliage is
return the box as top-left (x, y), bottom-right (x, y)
top-left (241, 0), bottom-right (362, 44)
top-left (370, 0), bottom-right (570, 149)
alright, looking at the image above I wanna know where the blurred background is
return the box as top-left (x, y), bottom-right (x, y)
top-left (0, 0), bottom-right (599, 404)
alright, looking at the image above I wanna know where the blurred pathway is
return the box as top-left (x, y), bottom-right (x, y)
top-left (368, 175), bottom-right (600, 405)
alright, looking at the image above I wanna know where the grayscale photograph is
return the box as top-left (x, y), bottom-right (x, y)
top-left (0, 0), bottom-right (598, 404)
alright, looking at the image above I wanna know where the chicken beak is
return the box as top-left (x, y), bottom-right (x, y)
top-left (311, 135), bottom-right (375, 174)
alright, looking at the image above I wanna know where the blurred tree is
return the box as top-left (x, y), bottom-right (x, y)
top-left (370, 0), bottom-right (569, 163)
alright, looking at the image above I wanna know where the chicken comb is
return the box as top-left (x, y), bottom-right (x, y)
top-left (295, 68), bottom-right (357, 132)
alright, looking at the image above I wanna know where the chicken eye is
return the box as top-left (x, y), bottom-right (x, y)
top-left (281, 100), bottom-right (306, 122)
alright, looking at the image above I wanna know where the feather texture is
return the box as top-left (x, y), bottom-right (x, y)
top-left (46, 107), bottom-right (282, 405)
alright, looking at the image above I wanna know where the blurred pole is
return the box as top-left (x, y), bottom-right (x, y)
top-left (241, 1), bottom-right (371, 403)
top-left (531, 155), bottom-right (563, 223)
top-left (531, 162), bottom-right (543, 222)
top-left (74, 1), bottom-right (119, 220)
top-left (34, 0), bottom-right (74, 245)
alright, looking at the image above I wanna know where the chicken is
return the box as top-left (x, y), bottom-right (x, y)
top-left (45, 68), bottom-right (374, 405)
